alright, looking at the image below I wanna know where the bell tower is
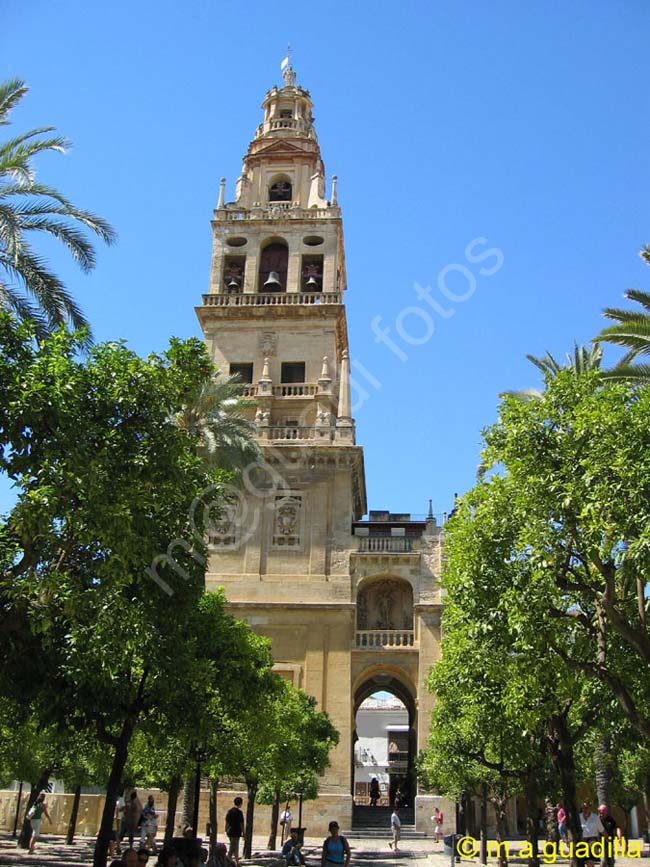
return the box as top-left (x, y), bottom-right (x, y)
top-left (196, 59), bottom-right (367, 818)
top-left (196, 63), bottom-right (444, 835)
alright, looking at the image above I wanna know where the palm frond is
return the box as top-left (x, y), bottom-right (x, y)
top-left (0, 77), bottom-right (115, 340)
top-left (0, 79), bottom-right (28, 125)
top-left (525, 352), bottom-right (562, 375)
top-left (601, 363), bottom-right (650, 383)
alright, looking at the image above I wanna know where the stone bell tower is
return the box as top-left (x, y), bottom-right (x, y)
top-left (196, 62), bottom-right (444, 835)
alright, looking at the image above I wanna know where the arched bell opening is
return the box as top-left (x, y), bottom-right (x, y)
top-left (258, 238), bottom-right (288, 292)
top-left (268, 174), bottom-right (292, 203)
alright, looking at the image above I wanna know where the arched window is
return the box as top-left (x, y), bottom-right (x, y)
top-left (269, 178), bottom-right (292, 202)
top-left (258, 240), bottom-right (289, 292)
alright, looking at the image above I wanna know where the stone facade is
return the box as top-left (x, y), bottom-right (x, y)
top-left (196, 62), bottom-right (445, 835)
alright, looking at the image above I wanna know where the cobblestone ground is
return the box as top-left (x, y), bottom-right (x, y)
top-left (1, 835), bottom-right (648, 867)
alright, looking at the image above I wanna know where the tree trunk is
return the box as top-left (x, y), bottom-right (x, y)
top-left (182, 776), bottom-right (196, 833)
top-left (548, 714), bottom-right (580, 867)
top-left (595, 734), bottom-right (613, 807)
top-left (524, 774), bottom-right (540, 867)
top-left (165, 776), bottom-right (181, 845)
top-left (544, 797), bottom-right (558, 844)
top-left (66, 784), bottom-right (82, 845)
top-left (643, 778), bottom-right (650, 841)
top-left (492, 795), bottom-right (508, 867)
top-left (12, 782), bottom-right (23, 838)
top-left (267, 790), bottom-right (280, 851)
top-left (243, 780), bottom-right (258, 859)
top-left (18, 768), bottom-right (51, 849)
top-left (93, 717), bottom-right (137, 867)
top-left (479, 783), bottom-right (488, 866)
top-left (209, 779), bottom-right (218, 855)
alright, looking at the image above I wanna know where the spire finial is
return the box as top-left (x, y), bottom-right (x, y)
top-left (281, 46), bottom-right (296, 87)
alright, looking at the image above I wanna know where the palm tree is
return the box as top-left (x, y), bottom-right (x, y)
top-left (596, 246), bottom-right (650, 382)
top-left (173, 374), bottom-right (260, 473)
top-left (0, 78), bottom-right (116, 342)
top-left (501, 341), bottom-right (603, 402)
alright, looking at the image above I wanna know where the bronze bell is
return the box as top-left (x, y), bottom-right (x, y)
top-left (264, 271), bottom-right (282, 289)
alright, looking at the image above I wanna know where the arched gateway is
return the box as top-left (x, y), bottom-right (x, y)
top-left (198, 62), bottom-right (445, 835)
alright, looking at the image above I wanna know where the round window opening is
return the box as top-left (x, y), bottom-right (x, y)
top-left (226, 237), bottom-right (248, 247)
top-left (303, 235), bottom-right (324, 247)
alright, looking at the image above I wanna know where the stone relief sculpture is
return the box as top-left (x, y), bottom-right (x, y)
top-left (259, 331), bottom-right (278, 356)
top-left (272, 493), bottom-right (302, 547)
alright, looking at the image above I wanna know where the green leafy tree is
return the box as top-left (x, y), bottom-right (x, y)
top-left (481, 370), bottom-right (650, 742)
top-left (257, 686), bottom-right (339, 849)
top-left (420, 474), bottom-right (601, 867)
top-left (0, 316), bottom-right (228, 866)
top-left (0, 79), bottom-right (115, 342)
top-left (216, 677), bottom-right (338, 858)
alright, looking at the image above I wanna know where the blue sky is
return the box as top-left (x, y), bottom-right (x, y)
top-left (3, 0), bottom-right (650, 518)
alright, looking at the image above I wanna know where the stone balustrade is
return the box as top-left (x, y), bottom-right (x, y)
top-left (357, 536), bottom-right (414, 553)
top-left (355, 630), bottom-right (415, 648)
top-left (268, 425), bottom-right (333, 441)
top-left (272, 383), bottom-right (318, 397)
top-left (202, 292), bottom-right (341, 307)
top-left (216, 206), bottom-right (337, 221)
top-left (242, 385), bottom-right (258, 397)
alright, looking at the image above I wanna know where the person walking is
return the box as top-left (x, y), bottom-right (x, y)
top-left (369, 778), bottom-right (380, 807)
top-left (27, 792), bottom-right (51, 853)
top-left (389, 806), bottom-right (401, 852)
top-left (122, 790), bottom-right (143, 849)
top-left (140, 795), bottom-right (158, 852)
top-left (557, 804), bottom-right (567, 844)
top-left (598, 804), bottom-right (621, 867)
top-left (279, 804), bottom-right (293, 844)
top-left (579, 802), bottom-right (605, 867)
top-left (432, 807), bottom-right (443, 843)
top-left (322, 821), bottom-right (350, 867)
top-left (225, 797), bottom-right (245, 867)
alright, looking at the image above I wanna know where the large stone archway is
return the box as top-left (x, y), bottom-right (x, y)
top-left (352, 666), bottom-right (418, 809)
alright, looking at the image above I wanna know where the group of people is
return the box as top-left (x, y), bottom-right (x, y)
top-left (109, 791), bottom-right (159, 856)
top-left (556, 801), bottom-right (621, 867)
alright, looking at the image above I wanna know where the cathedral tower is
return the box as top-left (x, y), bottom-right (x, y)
top-left (196, 62), bottom-right (443, 834)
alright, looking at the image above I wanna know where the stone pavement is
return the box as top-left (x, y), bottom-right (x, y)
top-left (1, 835), bottom-right (648, 867)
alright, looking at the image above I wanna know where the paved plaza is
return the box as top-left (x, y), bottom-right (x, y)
top-left (1, 835), bottom-right (648, 867)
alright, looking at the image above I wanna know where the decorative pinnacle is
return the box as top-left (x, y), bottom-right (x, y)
top-left (217, 177), bottom-right (226, 209)
top-left (331, 175), bottom-right (338, 206)
top-left (281, 44), bottom-right (296, 87)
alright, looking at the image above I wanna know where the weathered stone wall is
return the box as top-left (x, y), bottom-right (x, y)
top-left (0, 789), bottom-right (351, 839)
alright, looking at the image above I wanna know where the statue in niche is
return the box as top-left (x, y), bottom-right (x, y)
top-left (376, 589), bottom-right (394, 629)
top-left (357, 589), bottom-right (368, 629)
